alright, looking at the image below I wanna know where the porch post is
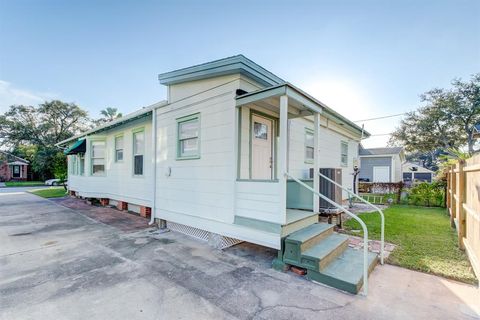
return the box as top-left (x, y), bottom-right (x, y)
top-left (279, 95), bottom-right (288, 225)
top-left (313, 113), bottom-right (320, 212)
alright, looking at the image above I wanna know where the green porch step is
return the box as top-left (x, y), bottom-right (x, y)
top-left (299, 233), bottom-right (349, 271)
top-left (283, 223), bottom-right (335, 264)
top-left (306, 248), bottom-right (379, 294)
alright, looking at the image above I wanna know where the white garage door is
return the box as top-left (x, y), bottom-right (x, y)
top-left (373, 166), bottom-right (390, 182)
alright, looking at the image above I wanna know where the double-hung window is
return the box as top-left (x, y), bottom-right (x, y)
top-left (91, 140), bottom-right (106, 175)
top-left (341, 141), bottom-right (348, 167)
top-left (115, 135), bottom-right (124, 162)
top-left (79, 154), bottom-right (85, 175)
top-left (305, 128), bottom-right (314, 163)
top-left (133, 130), bottom-right (144, 175)
top-left (177, 113), bottom-right (200, 159)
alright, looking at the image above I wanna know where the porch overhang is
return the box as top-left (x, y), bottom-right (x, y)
top-left (235, 83), bottom-right (323, 115)
top-left (64, 139), bottom-right (86, 155)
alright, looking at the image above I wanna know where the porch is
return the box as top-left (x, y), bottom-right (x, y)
top-left (233, 83), bottom-right (324, 235)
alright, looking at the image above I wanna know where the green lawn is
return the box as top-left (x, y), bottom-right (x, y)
top-left (344, 205), bottom-right (477, 284)
top-left (5, 181), bottom-right (44, 187)
top-left (29, 187), bottom-right (67, 198)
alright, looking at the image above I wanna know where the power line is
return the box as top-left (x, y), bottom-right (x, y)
top-left (353, 112), bottom-right (407, 122)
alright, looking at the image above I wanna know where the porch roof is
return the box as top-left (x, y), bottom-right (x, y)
top-left (235, 83), bottom-right (369, 137)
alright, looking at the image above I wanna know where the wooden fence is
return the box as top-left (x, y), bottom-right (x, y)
top-left (446, 154), bottom-right (480, 279)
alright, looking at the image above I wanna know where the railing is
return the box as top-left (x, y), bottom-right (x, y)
top-left (319, 172), bottom-right (385, 265)
top-left (284, 172), bottom-right (370, 296)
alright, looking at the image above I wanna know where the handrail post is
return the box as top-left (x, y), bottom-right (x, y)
top-left (318, 172), bottom-right (385, 265)
top-left (285, 172), bottom-right (369, 296)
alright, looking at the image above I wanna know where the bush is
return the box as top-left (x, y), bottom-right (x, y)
top-left (407, 182), bottom-right (445, 207)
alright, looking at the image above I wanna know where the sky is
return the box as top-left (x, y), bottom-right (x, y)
top-left (0, 0), bottom-right (479, 148)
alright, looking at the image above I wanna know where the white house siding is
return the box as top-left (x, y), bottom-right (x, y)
top-left (287, 117), bottom-right (360, 199)
top-left (393, 154), bottom-right (403, 182)
top-left (68, 117), bottom-right (154, 208)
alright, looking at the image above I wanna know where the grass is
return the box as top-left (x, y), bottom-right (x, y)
top-left (344, 205), bottom-right (477, 284)
top-left (29, 187), bottom-right (67, 198)
top-left (5, 181), bottom-right (44, 187)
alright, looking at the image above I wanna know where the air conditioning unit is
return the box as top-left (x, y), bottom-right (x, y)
top-left (308, 168), bottom-right (343, 212)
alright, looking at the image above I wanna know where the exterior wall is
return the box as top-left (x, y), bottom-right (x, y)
top-left (359, 156), bottom-right (392, 182)
top-left (392, 154), bottom-right (403, 182)
top-left (0, 161), bottom-right (10, 181)
top-left (288, 117), bottom-right (360, 199)
top-left (68, 116), bottom-right (154, 207)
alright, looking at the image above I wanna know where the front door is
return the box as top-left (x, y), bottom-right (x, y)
top-left (12, 165), bottom-right (21, 178)
top-left (251, 114), bottom-right (273, 179)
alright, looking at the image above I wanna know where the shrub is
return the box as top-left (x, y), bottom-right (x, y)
top-left (407, 182), bottom-right (445, 207)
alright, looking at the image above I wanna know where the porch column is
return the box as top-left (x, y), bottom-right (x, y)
top-left (279, 95), bottom-right (288, 224)
top-left (313, 113), bottom-right (320, 212)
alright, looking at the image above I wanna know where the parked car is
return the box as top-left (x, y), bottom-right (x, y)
top-left (44, 179), bottom-right (67, 186)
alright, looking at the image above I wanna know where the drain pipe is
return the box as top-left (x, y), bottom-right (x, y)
top-left (149, 107), bottom-right (157, 226)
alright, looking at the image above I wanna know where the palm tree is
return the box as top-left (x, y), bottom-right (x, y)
top-left (99, 107), bottom-right (122, 123)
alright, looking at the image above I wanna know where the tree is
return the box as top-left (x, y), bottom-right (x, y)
top-left (0, 100), bottom-right (90, 180)
top-left (390, 74), bottom-right (480, 157)
top-left (98, 107), bottom-right (122, 123)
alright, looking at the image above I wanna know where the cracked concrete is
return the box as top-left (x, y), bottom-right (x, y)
top-left (0, 189), bottom-right (479, 320)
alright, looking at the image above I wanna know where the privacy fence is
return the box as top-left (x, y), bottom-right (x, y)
top-left (446, 154), bottom-right (480, 279)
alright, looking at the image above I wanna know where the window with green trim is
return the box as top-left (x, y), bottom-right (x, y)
top-left (133, 130), bottom-right (144, 175)
top-left (79, 154), bottom-right (85, 175)
top-left (177, 114), bottom-right (200, 159)
top-left (305, 129), bottom-right (314, 163)
top-left (115, 135), bottom-right (124, 162)
top-left (91, 140), bottom-right (106, 175)
top-left (341, 141), bottom-right (348, 167)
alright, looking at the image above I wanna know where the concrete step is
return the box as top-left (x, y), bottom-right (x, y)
top-left (298, 233), bottom-right (349, 271)
top-left (283, 223), bottom-right (335, 265)
top-left (306, 248), bottom-right (379, 294)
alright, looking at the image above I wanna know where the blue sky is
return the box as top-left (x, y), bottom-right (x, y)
top-left (1, 0), bottom-right (479, 147)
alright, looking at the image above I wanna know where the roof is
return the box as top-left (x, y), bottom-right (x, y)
top-left (235, 83), bottom-right (369, 137)
top-left (359, 146), bottom-right (403, 156)
top-left (402, 162), bottom-right (435, 173)
top-left (474, 123), bottom-right (480, 132)
top-left (158, 55), bottom-right (284, 87)
top-left (0, 151), bottom-right (29, 164)
top-left (56, 100), bottom-right (167, 147)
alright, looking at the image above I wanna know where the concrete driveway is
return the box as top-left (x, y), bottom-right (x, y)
top-left (0, 190), bottom-right (479, 320)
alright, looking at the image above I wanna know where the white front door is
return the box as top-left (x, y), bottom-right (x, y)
top-left (373, 166), bottom-right (390, 182)
top-left (251, 114), bottom-right (273, 179)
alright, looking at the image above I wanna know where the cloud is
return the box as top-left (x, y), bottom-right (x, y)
top-left (0, 80), bottom-right (58, 113)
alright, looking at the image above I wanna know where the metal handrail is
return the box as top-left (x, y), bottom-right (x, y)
top-left (284, 172), bottom-right (370, 296)
top-left (318, 172), bottom-right (385, 265)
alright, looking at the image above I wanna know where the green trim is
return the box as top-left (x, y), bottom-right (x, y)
top-left (304, 127), bottom-right (314, 164)
top-left (236, 107), bottom-right (242, 179)
top-left (249, 109), bottom-right (278, 180)
top-left (176, 113), bottom-right (201, 160)
top-left (132, 128), bottom-right (145, 176)
top-left (234, 215), bottom-right (282, 233)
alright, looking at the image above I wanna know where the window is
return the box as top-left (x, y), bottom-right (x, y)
top-left (115, 135), bottom-right (124, 162)
top-left (305, 129), bottom-right (314, 163)
top-left (72, 156), bottom-right (78, 175)
top-left (254, 122), bottom-right (268, 140)
top-left (133, 130), bottom-right (144, 175)
top-left (177, 114), bottom-right (200, 159)
top-left (79, 154), bottom-right (85, 175)
top-left (341, 141), bottom-right (348, 167)
top-left (91, 140), bottom-right (106, 175)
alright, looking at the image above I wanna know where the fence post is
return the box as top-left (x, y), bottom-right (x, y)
top-left (456, 161), bottom-right (466, 249)
top-left (449, 165), bottom-right (456, 228)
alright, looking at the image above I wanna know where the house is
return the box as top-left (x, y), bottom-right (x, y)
top-left (57, 55), bottom-right (379, 294)
top-left (473, 123), bottom-right (480, 138)
top-left (0, 151), bottom-right (29, 182)
top-left (402, 162), bottom-right (435, 183)
top-left (358, 146), bottom-right (405, 183)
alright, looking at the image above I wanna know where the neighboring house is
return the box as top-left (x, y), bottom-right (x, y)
top-left (358, 146), bottom-right (405, 183)
top-left (473, 123), bottom-right (480, 138)
top-left (57, 55), bottom-right (368, 250)
top-left (0, 151), bottom-right (29, 181)
top-left (402, 162), bottom-right (435, 183)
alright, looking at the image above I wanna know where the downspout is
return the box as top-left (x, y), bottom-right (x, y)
top-left (149, 107), bottom-right (157, 225)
